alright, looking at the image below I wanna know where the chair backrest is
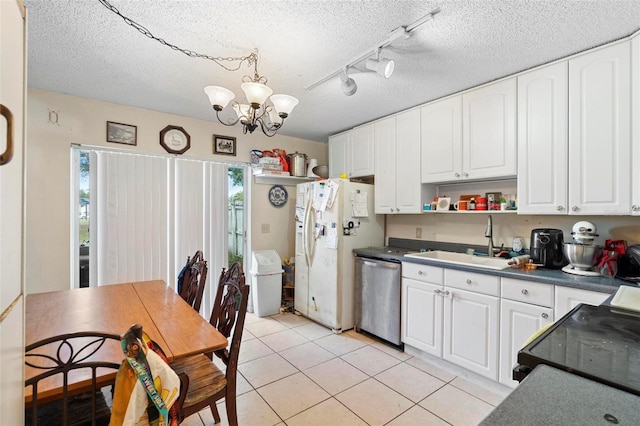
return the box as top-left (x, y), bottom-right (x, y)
top-left (25, 331), bottom-right (122, 426)
top-left (209, 262), bottom-right (249, 371)
top-left (178, 250), bottom-right (208, 312)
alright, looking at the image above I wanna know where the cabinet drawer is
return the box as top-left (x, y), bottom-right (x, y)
top-left (402, 262), bottom-right (443, 284)
top-left (501, 278), bottom-right (554, 308)
top-left (444, 269), bottom-right (500, 296)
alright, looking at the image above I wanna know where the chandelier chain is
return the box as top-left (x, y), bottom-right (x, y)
top-left (97, 0), bottom-right (257, 73)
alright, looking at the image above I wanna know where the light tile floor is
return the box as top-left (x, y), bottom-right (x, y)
top-left (184, 312), bottom-right (510, 426)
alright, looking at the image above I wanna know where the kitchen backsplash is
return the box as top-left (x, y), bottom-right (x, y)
top-left (386, 214), bottom-right (640, 250)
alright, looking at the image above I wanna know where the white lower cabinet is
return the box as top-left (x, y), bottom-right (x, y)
top-left (554, 286), bottom-right (609, 319)
top-left (499, 299), bottom-right (553, 388)
top-left (401, 263), bottom-right (444, 356)
top-left (401, 263), bottom-right (611, 387)
top-left (442, 270), bottom-right (500, 381)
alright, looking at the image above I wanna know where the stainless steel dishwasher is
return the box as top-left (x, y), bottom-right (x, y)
top-left (354, 255), bottom-right (403, 348)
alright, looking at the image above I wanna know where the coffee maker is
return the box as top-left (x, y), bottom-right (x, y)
top-left (530, 229), bottom-right (567, 269)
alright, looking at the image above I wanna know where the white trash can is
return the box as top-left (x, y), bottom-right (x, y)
top-left (249, 250), bottom-right (284, 317)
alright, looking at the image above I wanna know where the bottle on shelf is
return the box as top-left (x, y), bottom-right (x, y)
top-left (469, 198), bottom-right (476, 210)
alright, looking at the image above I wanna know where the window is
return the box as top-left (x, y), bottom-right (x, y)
top-left (72, 147), bottom-right (247, 316)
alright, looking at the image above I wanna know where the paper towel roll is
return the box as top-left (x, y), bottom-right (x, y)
top-left (307, 159), bottom-right (319, 177)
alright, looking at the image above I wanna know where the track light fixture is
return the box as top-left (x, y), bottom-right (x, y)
top-left (341, 68), bottom-right (358, 96)
top-left (305, 7), bottom-right (441, 93)
top-left (365, 57), bottom-right (395, 79)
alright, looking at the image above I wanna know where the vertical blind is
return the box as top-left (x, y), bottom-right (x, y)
top-left (90, 150), bottom-right (229, 316)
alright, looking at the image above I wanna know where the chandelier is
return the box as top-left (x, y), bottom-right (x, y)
top-left (204, 52), bottom-right (299, 137)
top-left (97, 0), bottom-right (297, 138)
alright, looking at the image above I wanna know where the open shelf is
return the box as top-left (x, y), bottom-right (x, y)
top-left (422, 210), bottom-right (517, 214)
top-left (253, 174), bottom-right (315, 185)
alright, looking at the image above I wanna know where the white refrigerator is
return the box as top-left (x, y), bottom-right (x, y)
top-left (294, 179), bottom-right (384, 332)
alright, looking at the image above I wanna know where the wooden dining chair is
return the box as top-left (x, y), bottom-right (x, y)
top-left (171, 262), bottom-right (249, 425)
top-left (25, 331), bottom-right (122, 426)
top-left (178, 250), bottom-right (208, 313)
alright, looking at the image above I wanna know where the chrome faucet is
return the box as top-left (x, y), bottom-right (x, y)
top-left (485, 214), bottom-right (495, 257)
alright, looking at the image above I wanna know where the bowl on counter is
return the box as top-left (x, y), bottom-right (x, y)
top-left (563, 243), bottom-right (603, 270)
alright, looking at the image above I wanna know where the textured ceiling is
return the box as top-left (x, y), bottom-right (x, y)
top-left (24, 0), bottom-right (640, 143)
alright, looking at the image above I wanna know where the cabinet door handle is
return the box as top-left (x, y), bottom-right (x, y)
top-left (465, 279), bottom-right (472, 285)
top-left (632, 205), bottom-right (640, 212)
top-left (541, 313), bottom-right (549, 319)
top-left (418, 270), bottom-right (425, 275)
top-left (454, 173), bottom-right (460, 178)
top-left (521, 289), bottom-right (529, 295)
top-left (363, 261), bottom-right (398, 271)
top-left (571, 206), bottom-right (579, 212)
top-left (434, 289), bottom-right (441, 295)
top-left (463, 172), bottom-right (469, 178)
top-left (557, 206), bottom-right (565, 212)
top-left (0, 104), bottom-right (14, 166)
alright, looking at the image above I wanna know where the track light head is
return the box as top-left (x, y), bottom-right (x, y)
top-left (365, 58), bottom-right (395, 79)
top-left (341, 69), bottom-right (357, 96)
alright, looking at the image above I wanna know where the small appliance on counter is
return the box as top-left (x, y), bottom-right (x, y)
top-left (617, 244), bottom-right (640, 283)
top-left (562, 221), bottom-right (603, 276)
top-left (530, 228), bottom-right (566, 269)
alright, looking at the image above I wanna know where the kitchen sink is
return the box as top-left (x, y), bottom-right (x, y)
top-left (404, 250), bottom-right (512, 270)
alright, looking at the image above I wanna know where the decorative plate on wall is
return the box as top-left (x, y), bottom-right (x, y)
top-left (268, 185), bottom-right (288, 207)
top-left (159, 125), bottom-right (190, 154)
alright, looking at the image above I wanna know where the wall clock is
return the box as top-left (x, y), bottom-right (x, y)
top-left (159, 125), bottom-right (190, 154)
top-left (268, 185), bottom-right (288, 207)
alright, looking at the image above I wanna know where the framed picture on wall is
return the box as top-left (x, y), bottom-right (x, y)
top-left (213, 134), bottom-right (236, 156)
top-left (106, 121), bottom-right (137, 145)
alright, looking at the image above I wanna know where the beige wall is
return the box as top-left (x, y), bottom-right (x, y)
top-left (25, 89), bottom-right (327, 294)
top-left (386, 213), bottom-right (640, 250)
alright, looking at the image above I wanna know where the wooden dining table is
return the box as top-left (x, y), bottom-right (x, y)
top-left (25, 280), bottom-right (227, 404)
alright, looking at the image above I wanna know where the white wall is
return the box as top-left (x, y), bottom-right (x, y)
top-left (25, 89), bottom-right (327, 294)
top-left (386, 213), bottom-right (640, 250)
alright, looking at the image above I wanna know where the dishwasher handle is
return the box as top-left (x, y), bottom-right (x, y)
top-left (362, 259), bottom-right (399, 270)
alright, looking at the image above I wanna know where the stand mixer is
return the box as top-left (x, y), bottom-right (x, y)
top-left (562, 220), bottom-right (603, 276)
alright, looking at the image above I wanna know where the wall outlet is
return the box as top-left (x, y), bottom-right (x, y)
top-left (261, 223), bottom-right (270, 233)
top-left (416, 227), bottom-right (422, 238)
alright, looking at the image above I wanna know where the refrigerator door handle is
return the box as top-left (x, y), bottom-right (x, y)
top-left (305, 204), bottom-right (316, 267)
top-left (302, 191), bottom-right (312, 267)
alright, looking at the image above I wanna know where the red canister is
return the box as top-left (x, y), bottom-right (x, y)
top-left (476, 196), bottom-right (488, 210)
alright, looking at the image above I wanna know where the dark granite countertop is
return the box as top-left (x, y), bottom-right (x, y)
top-left (480, 364), bottom-right (640, 425)
top-left (353, 239), bottom-right (630, 294)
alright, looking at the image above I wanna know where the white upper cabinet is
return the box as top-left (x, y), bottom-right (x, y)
top-left (519, 41), bottom-right (632, 215)
top-left (632, 33), bottom-right (640, 215)
top-left (328, 125), bottom-right (375, 179)
top-left (373, 116), bottom-right (396, 213)
top-left (349, 124), bottom-right (375, 177)
top-left (374, 110), bottom-right (423, 214)
top-left (568, 41), bottom-right (631, 215)
top-left (328, 131), bottom-right (349, 178)
top-left (394, 109), bottom-right (423, 213)
top-left (420, 95), bottom-right (463, 183)
top-left (462, 78), bottom-right (517, 181)
top-left (517, 62), bottom-right (569, 214)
